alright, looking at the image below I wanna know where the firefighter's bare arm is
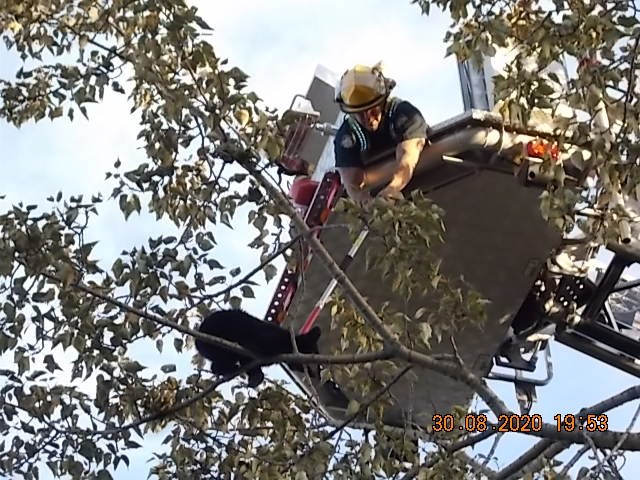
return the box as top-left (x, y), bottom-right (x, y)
top-left (336, 166), bottom-right (372, 204)
top-left (378, 137), bottom-right (426, 198)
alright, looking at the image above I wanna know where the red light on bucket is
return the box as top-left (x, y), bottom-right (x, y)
top-left (526, 139), bottom-right (559, 162)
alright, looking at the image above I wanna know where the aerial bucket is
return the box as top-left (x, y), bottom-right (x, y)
top-left (279, 109), bottom-right (589, 429)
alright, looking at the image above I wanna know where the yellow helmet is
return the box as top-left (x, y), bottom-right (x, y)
top-left (335, 62), bottom-right (396, 113)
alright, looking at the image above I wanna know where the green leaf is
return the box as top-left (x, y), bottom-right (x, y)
top-left (157, 285), bottom-right (168, 303)
top-left (346, 399), bottom-right (360, 416)
top-left (20, 421), bottom-right (36, 435)
top-left (69, 460), bottom-right (84, 477)
top-left (195, 16), bottom-right (213, 30)
top-left (78, 440), bottom-right (96, 461)
top-left (618, 16), bottom-right (637, 28)
top-left (3, 303), bottom-right (16, 321)
top-left (124, 440), bottom-right (141, 449)
top-left (16, 352), bottom-right (30, 375)
top-left (537, 83), bottom-right (556, 96)
top-left (415, 307), bottom-right (427, 319)
top-left (240, 285), bottom-right (255, 298)
top-left (229, 296), bottom-right (242, 310)
top-left (44, 354), bottom-right (60, 373)
top-left (129, 194), bottom-right (141, 214)
top-left (175, 281), bottom-right (190, 297)
top-left (196, 235), bottom-right (215, 251)
top-left (207, 259), bottom-right (224, 269)
top-left (121, 361), bottom-right (145, 374)
top-left (118, 194), bottom-right (127, 214)
top-left (263, 264), bottom-right (278, 282)
top-left (112, 258), bottom-right (125, 278)
top-left (418, 323), bottom-right (432, 348)
top-left (97, 470), bottom-right (113, 480)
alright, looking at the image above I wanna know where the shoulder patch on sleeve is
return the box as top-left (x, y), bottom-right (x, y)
top-left (340, 132), bottom-right (356, 149)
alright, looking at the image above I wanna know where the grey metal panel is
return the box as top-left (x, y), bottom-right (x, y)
top-left (297, 76), bottom-right (342, 168)
top-left (457, 60), bottom-right (490, 111)
top-left (284, 166), bottom-right (562, 428)
top-left (428, 108), bottom-right (569, 139)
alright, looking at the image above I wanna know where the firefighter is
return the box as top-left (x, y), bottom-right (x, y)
top-left (333, 62), bottom-right (429, 204)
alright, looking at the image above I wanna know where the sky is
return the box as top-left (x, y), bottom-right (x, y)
top-left (0, 0), bottom-right (639, 478)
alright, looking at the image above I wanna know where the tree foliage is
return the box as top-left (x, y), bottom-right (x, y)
top-left (0, 0), bottom-right (639, 479)
top-left (415, 0), bottom-right (640, 244)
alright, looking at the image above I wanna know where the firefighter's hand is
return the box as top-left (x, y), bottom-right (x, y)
top-left (377, 186), bottom-right (404, 204)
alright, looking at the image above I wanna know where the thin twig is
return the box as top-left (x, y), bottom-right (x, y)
top-left (497, 385), bottom-right (640, 479)
top-left (59, 364), bottom-right (242, 436)
top-left (482, 432), bottom-right (504, 467)
top-left (207, 223), bottom-right (348, 300)
top-left (401, 429), bottom-right (499, 479)
top-left (593, 399), bottom-right (640, 477)
top-left (19, 259), bottom-right (400, 369)
top-left (322, 365), bottom-right (412, 443)
top-left (559, 445), bottom-right (590, 477)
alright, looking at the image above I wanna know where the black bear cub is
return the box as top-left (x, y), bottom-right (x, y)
top-left (195, 309), bottom-right (322, 387)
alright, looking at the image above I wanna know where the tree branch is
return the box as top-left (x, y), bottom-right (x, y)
top-left (322, 365), bottom-right (413, 443)
top-left (527, 424), bottom-right (640, 450)
top-left (559, 445), bottom-right (590, 477)
top-left (461, 451), bottom-right (499, 479)
top-left (401, 429), bottom-right (499, 479)
top-left (25, 261), bottom-right (399, 369)
top-left (207, 223), bottom-right (348, 300)
top-left (236, 155), bottom-right (403, 350)
top-left (403, 451), bottom-right (499, 480)
top-left (593, 399), bottom-right (640, 477)
top-left (497, 385), bottom-right (640, 479)
top-left (58, 364), bottom-right (238, 436)
top-left (293, 365), bottom-right (415, 471)
top-left (483, 432), bottom-right (505, 467)
top-left (614, 30), bottom-right (640, 145)
top-left (398, 345), bottom-right (512, 418)
top-left (53, 350), bottom-right (394, 438)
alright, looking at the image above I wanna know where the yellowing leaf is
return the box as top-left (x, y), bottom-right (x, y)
top-left (346, 399), bottom-right (360, 416)
top-left (88, 7), bottom-right (100, 22)
top-left (8, 21), bottom-right (22, 33)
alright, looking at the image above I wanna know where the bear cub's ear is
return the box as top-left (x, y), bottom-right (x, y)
top-left (296, 326), bottom-right (321, 354)
top-left (306, 326), bottom-right (322, 343)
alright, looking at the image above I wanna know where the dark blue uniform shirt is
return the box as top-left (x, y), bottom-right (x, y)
top-left (333, 98), bottom-right (428, 169)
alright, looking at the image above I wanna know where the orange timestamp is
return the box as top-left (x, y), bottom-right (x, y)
top-left (432, 413), bottom-right (610, 433)
top-left (433, 413), bottom-right (544, 433)
top-left (554, 414), bottom-right (609, 432)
